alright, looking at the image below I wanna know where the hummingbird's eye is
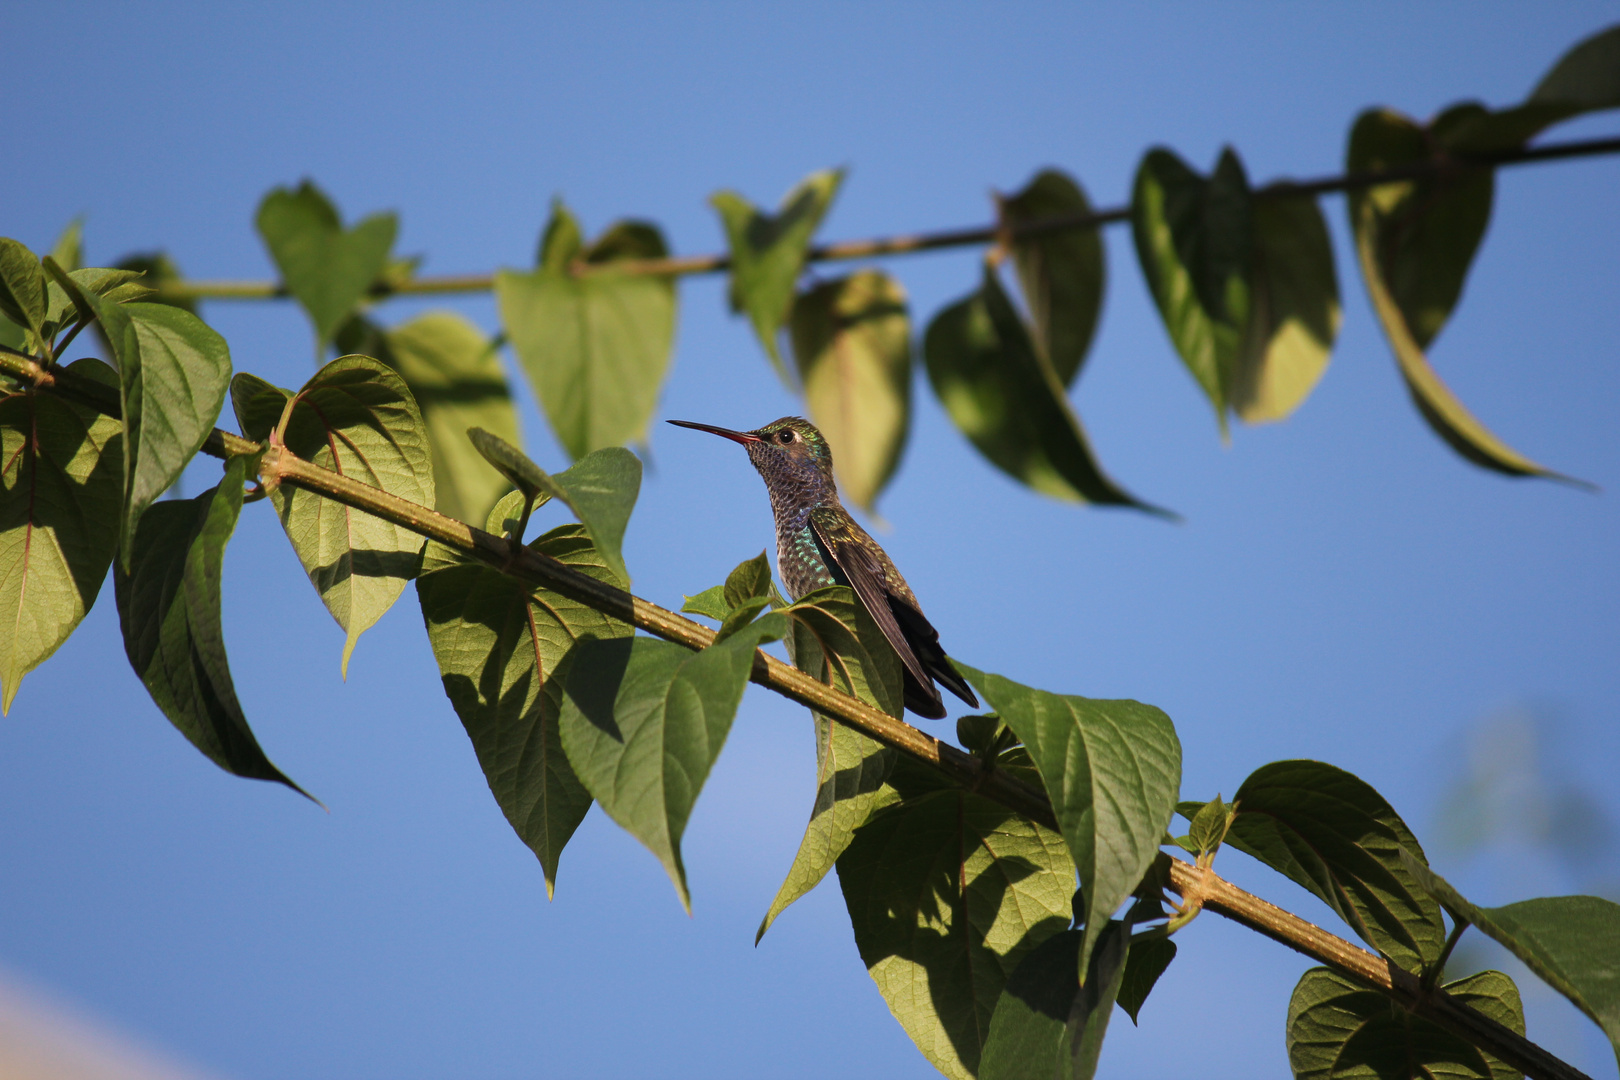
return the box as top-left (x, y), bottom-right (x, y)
top-left (777, 430), bottom-right (794, 444)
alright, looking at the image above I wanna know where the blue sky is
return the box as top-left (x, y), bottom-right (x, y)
top-left (4, 4), bottom-right (1618, 1077)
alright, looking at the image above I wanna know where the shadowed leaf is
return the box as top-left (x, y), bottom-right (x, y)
top-left (230, 355), bottom-right (434, 676)
top-left (924, 264), bottom-right (1165, 513)
top-left (999, 168), bottom-right (1106, 386)
top-left (495, 201), bottom-right (675, 459)
top-left (790, 270), bottom-right (911, 514)
top-left (1287, 967), bottom-right (1524, 1080)
top-left (0, 358), bottom-right (123, 712)
top-left (256, 180), bottom-right (397, 346)
top-left (416, 489), bottom-right (631, 898)
top-left (1403, 856), bottom-right (1620, 1066)
top-left (560, 617), bottom-right (785, 911)
top-left (711, 168), bottom-right (843, 382)
top-left (838, 762), bottom-right (1074, 1080)
top-left (114, 455), bottom-right (308, 796)
top-left (1116, 936), bottom-right (1176, 1025)
top-left (959, 663), bottom-right (1180, 975)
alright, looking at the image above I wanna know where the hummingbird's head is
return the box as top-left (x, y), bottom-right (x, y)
top-left (667, 416), bottom-right (838, 501)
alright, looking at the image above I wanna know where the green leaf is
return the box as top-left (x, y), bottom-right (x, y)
top-left (112, 252), bottom-right (196, 315)
top-left (1130, 147), bottom-right (1253, 434)
top-left (336, 312), bottom-right (520, 525)
top-left (1226, 760), bottom-right (1446, 972)
top-left (88, 296), bottom-right (232, 565)
top-left (114, 454), bottom-right (308, 796)
top-left (723, 549), bottom-right (773, 608)
top-left (494, 201), bottom-right (675, 460)
top-left (0, 238), bottom-right (49, 344)
top-left (0, 358), bottom-right (123, 713)
top-left (756, 584), bottom-right (904, 942)
top-left (230, 355), bottom-right (434, 676)
top-left (788, 269), bottom-right (911, 514)
top-left (679, 585), bottom-right (730, 622)
top-left (464, 429), bottom-right (640, 588)
top-left (958, 663), bottom-right (1181, 975)
top-left (998, 169), bottom-right (1106, 387)
top-left (255, 180), bottom-right (397, 346)
top-left (1529, 24), bottom-right (1620, 113)
top-left (416, 490), bottom-right (631, 898)
top-left (1116, 936), bottom-right (1176, 1025)
top-left (1347, 108), bottom-right (1581, 484)
top-left (1186, 793), bottom-right (1230, 859)
top-left (1287, 967), bottom-right (1525, 1080)
top-left (710, 168), bottom-right (844, 382)
top-left (1234, 190), bottom-right (1340, 423)
top-left (980, 920), bottom-right (1133, 1080)
top-left (923, 264), bottom-right (1166, 513)
top-left (560, 618), bottom-right (784, 911)
top-left (50, 220), bottom-right (83, 274)
top-left (838, 773), bottom-right (1074, 1080)
top-left (1402, 856), bottom-right (1620, 1065)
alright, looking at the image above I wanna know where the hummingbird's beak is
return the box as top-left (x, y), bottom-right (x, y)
top-left (667, 419), bottom-right (761, 445)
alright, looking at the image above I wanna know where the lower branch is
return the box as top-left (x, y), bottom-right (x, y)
top-left (5, 348), bottom-right (1590, 1080)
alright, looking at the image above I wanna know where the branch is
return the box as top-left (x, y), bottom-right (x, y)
top-left (2, 350), bottom-right (1593, 1080)
top-left (153, 132), bottom-right (1620, 302)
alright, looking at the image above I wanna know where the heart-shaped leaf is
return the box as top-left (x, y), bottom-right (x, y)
top-left (495, 200), bottom-right (675, 460)
top-left (1131, 147), bottom-right (1253, 434)
top-left (230, 355), bottom-right (434, 676)
top-left (998, 168), bottom-right (1106, 386)
top-left (979, 920), bottom-right (1134, 1080)
top-left (559, 617), bottom-right (785, 911)
top-left (88, 295), bottom-right (232, 565)
top-left (114, 454), bottom-right (308, 797)
top-left (756, 584), bottom-right (903, 942)
top-left (1288, 967), bottom-right (1524, 1080)
top-left (958, 663), bottom-right (1181, 975)
top-left (1214, 760), bottom-right (1446, 972)
top-left (1116, 935), bottom-right (1177, 1025)
top-left (0, 358), bottom-right (123, 713)
top-left (1347, 108), bottom-right (1584, 484)
top-left (256, 180), bottom-right (397, 346)
top-left (789, 269), bottom-right (911, 514)
top-left (465, 429), bottom-right (640, 588)
top-left (336, 311), bottom-right (520, 525)
top-left (711, 168), bottom-right (844, 382)
top-left (1402, 856), bottom-right (1620, 1066)
top-left (416, 490), bottom-right (631, 898)
top-left (837, 761), bottom-right (1074, 1080)
top-left (924, 263), bottom-right (1166, 513)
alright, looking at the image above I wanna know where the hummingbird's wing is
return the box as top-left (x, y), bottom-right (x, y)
top-left (809, 516), bottom-right (948, 719)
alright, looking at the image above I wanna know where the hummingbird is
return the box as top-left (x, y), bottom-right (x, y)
top-left (668, 416), bottom-right (978, 720)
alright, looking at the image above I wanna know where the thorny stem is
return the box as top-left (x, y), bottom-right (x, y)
top-left (0, 351), bottom-right (1595, 1080)
top-left (150, 133), bottom-right (1620, 301)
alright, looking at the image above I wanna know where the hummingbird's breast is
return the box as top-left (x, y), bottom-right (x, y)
top-left (776, 516), bottom-right (837, 600)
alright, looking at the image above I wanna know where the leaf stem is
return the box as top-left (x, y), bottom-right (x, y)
top-left (3, 348), bottom-right (1594, 1080)
top-left (151, 133), bottom-right (1620, 302)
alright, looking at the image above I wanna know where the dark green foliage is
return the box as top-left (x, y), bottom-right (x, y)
top-left (114, 454), bottom-right (307, 796)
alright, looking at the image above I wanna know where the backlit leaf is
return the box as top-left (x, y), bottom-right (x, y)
top-left (1287, 967), bottom-right (1524, 1080)
top-left (416, 490), bottom-right (631, 898)
top-left (495, 200), bottom-right (675, 459)
top-left (230, 355), bottom-right (433, 676)
top-left (337, 312), bottom-right (519, 525)
top-left (838, 762), bottom-right (1074, 1080)
top-left (924, 264), bottom-right (1165, 513)
top-left (0, 358), bottom-right (123, 712)
top-left (560, 617), bottom-right (785, 911)
top-left (1226, 760), bottom-right (1446, 972)
top-left (114, 455), bottom-right (308, 796)
top-left (958, 663), bottom-right (1181, 974)
top-left (999, 168), bottom-right (1106, 386)
top-left (89, 295), bottom-right (232, 565)
top-left (255, 180), bottom-right (397, 346)
top-left (711, 168), bottom-right (843, 382)
top-left (789, 270), bottom-right (911, 514)
top-left (0, 238), bottom-right (48, 343)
